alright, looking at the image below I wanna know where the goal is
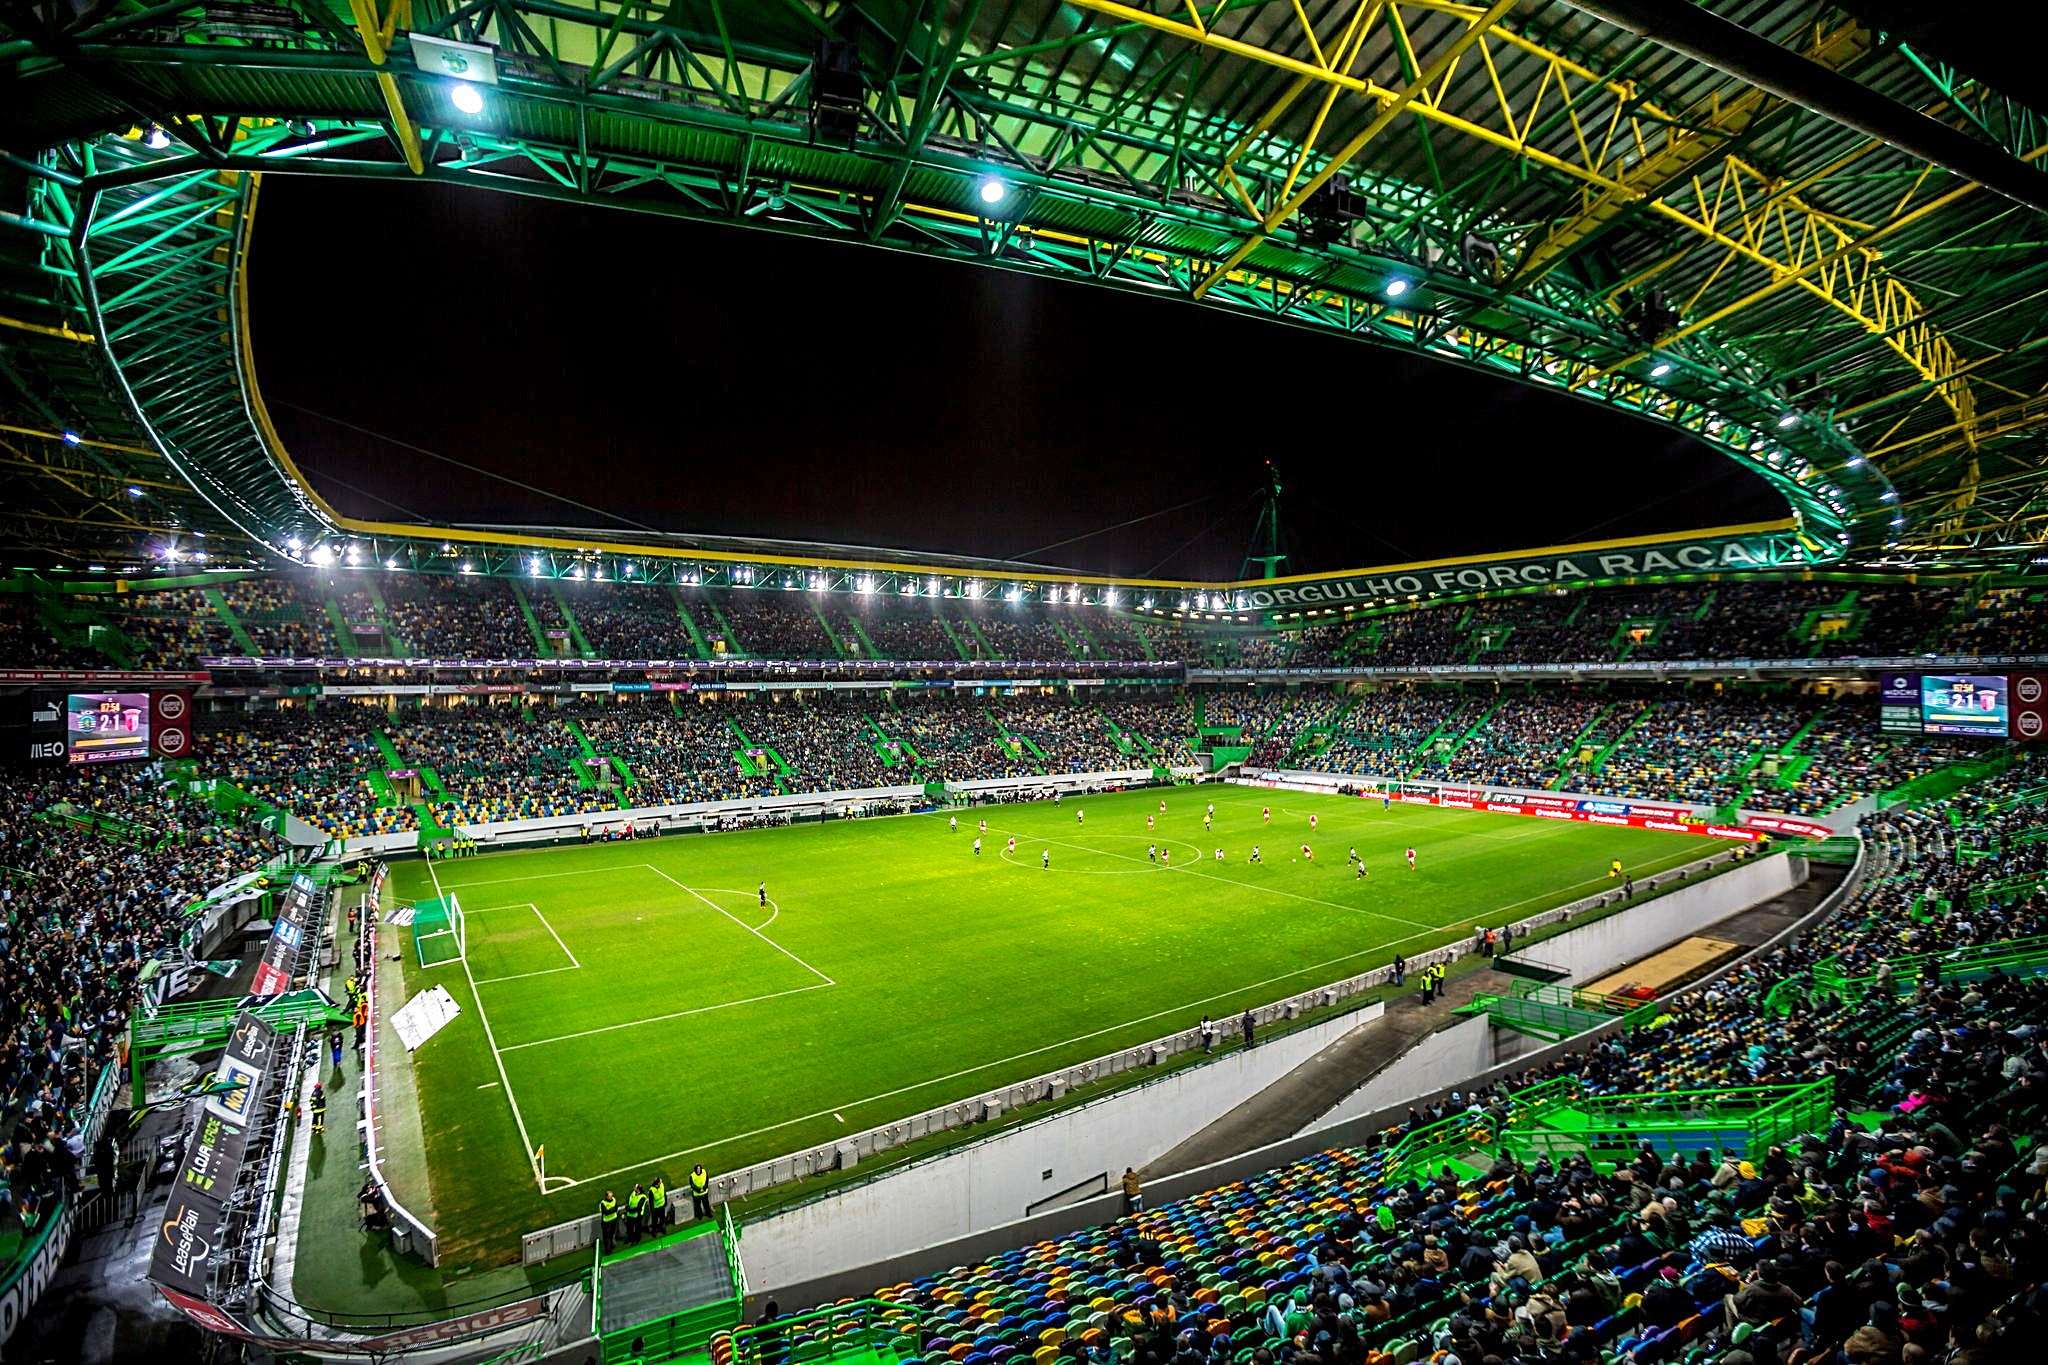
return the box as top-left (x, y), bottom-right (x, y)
top-left (413, 894), bottom-right (466, 968)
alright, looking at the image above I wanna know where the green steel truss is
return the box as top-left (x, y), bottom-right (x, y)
top-left (4, 1), bottom-right (2048, 572)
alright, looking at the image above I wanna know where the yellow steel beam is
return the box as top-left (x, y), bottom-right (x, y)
top-left (1062, 0), bottom-right (1992, 449)
top-left (1512, 19), bottom-right (1875, 283)
top-left (1191, 0), bottom-right (1520, 299)
top-left (348, 0), bottom-right (424, 174)
top-left (0, 314), bottom-right (95, 343)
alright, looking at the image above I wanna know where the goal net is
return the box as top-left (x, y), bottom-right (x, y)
top-left (413, 894), bottom-right (466, 968)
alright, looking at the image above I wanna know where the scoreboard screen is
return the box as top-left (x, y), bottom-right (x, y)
top-left (66, 691), bottom-right (151, 764)
top-left (1919, 674), bottom-right (2010, 739)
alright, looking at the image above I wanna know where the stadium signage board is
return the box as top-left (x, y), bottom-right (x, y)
top-left (148, 1191), bottom-right (225, 1297)
top-left (1236, 532), bottom-right (1797, 609)
top-left (250, 878), bottom-right (319, 997)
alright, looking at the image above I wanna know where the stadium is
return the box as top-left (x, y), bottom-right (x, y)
top-left (3, 2), bottom-right (2048, 1364)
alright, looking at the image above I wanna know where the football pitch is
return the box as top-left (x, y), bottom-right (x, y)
top-left (384, 784), bottom-right (1720, 1264)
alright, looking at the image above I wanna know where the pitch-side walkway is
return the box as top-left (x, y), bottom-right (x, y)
top-left (1146, 863), bottom-right (1843, 1176)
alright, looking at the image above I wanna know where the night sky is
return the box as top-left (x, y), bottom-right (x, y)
top-left (248, 176), bottom-right (1782, 578)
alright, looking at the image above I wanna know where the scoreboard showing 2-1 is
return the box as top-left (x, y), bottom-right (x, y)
top-left (1881, 672), bottom-right (2046, 743)
top-left (66, 691), bottom-right (150, 764)
top-left (1920, 674), bottom-right (2010, 738)
top-left (4, 685), bottom-right (192, 766)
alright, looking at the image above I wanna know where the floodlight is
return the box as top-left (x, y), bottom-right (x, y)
top-left (142, 124), bottom-right (170, 150)
top-left (978, 177), bottom-right (1007, 205)
top-left (1650, 362), bottom-right (1673, 378)
top-left (1385, 278), bottom-right (1411, 298)
top-left (126, 486), bottom-right (142, 498)
top-left (1778, 412), bottom-right (1799, 428)
top-left (61, 431), bottom-right (81, 445)
top-left (450, 81), bottom-right (485, 115)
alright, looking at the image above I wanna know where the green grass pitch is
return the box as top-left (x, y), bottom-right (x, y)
top-left (383, 784), bottom-right (1719, 1265)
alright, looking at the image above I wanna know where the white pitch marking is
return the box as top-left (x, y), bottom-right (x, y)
top-left (497, 982), bottom-right (835, 1052)
top-left (642, 865), bottom-right (833, 984)
top-left (426, 859), bottom-right (545, 1189)
top-left (549, 840), bottom-right (1725, 1198)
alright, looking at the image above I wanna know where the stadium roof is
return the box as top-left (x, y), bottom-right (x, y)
top-left (4, 0), bottom-right (2047, 580)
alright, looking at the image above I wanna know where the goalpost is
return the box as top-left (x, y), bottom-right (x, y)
top-left (413, 894), bottom-right (466, 968)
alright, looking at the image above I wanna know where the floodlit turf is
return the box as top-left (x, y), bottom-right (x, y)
top-left (386, 784), bottom-right (1719, 1265)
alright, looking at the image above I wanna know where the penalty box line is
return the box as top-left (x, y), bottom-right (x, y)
top-left (466, 903), bottom-right (582, 984)
top-left (424, 860), bottom-right (546, 1190)
top-left (541, 841), bottom-right (1729, 1194)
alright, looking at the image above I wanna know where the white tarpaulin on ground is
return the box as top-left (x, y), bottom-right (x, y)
top-left (391, 984), bottom-right (462, 1052)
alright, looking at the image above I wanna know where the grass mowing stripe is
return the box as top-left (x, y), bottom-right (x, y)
top-left (387, 786), bottom-right (1728, 1261)
top-left (640, 864), bottom-right (835, 984)
top-left (967, 817), bottom-right (1444, 930)
top-left (499, 982), bottom-right (837, 1052)
top-left (427, 857), bottom-right (548, 1190)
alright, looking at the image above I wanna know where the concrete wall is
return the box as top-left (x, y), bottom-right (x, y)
top-left (1305, 1015), bottom-right (1539, 1132)
top-left (750, 846), bottom-right (1865, 1313)
top-left (737, 1000), bottom-right (1383, 1292)
top-left (1513, 851), bottom-right (1798, 984)
top-left (1306, 852), bottom-right (1796, 1131)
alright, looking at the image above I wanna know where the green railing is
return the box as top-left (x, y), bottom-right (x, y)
top-left (1827, 934), bottom-right (2048, 1003)
top-left (712, 1298), bottom-right (927, 1365)
top-left (1458, 980), bottom-right (1658, 1039)
top-left (1500, 1078), bottom-right (1834, 1167)
top-left (596, 1212), bottom-right (746, 1365)
top-left (128, 989), bottom-right (347, 1104)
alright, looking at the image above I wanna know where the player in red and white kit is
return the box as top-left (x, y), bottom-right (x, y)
top-left (1007, 836), bottom-right (1016, 854)
top-left (1309, 813), bottom-right (1319, 832)
top-left (1146, 813), bottom-right (1154, 831)
top-left (1405, 846), bottom-right (1417, 870)
top-left (1301, 844), bottom-right (1314, 862)
top-left (1262, 806), bottom-right (1271, 823)
top-left (1161, 847), bottom-right (1172, 865)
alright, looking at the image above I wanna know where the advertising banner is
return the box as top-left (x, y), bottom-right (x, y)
top-left (2012, 673), bottom-right (2048, 743)
top-left (149, 1190), bottom-right (226, 1298)
top-left (1745, 813), bottom-right (1837, 840)
top-left (1234, 527), bottom-right (1805, 611)
top-left (250, 874), bottom-right (319, 998)
top-left (149, 689), bottom-right (192, 758)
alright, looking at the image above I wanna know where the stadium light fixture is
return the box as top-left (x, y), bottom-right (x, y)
top-left (344, 545), bottom-right (361, 565)
top-left (126, 485), bottom-right (142, 498)
top-left (61, 430), bottom-right (81, 445)
top-left (1777, 412), bottom-right (1800, 428)
top-left (1142, 597), bottom-right (1154, 610)
top-left (450, 81), bottom-right (486, 115)
top-left (142, 124), bottom-right (170, 150)
top-left (978, 176), bottom-right (1008, 206)
top-left (286, 537), bottom-right (301, 552)
top-left (927, 578), bottom-right (939, 596)
top-left (460, 562), bottom-right (475, 573)
top-left (385, 558), bottom-right (398, 570)
top-left (1881, 490), bottom-right (1898, 501)
top-left (1650, 362), bottom-right (1673, 378)
top-left (858, 576), bottom-right (873, 593)
top-left (1005, 586), bottom-right (1022, 602)
top-left (311, 545), bottom-right (333, 566)
top-left (1105, 589), bottom-right (1118, 606)
top-left (192, 550), bottom-right (207, 562)
top-left (1892, 516), bottom-right (1906, 527)
top-left (1846, 456), bottom-right (1866, 468)
top-left (1384, 278), bottom-right (1411, 298)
